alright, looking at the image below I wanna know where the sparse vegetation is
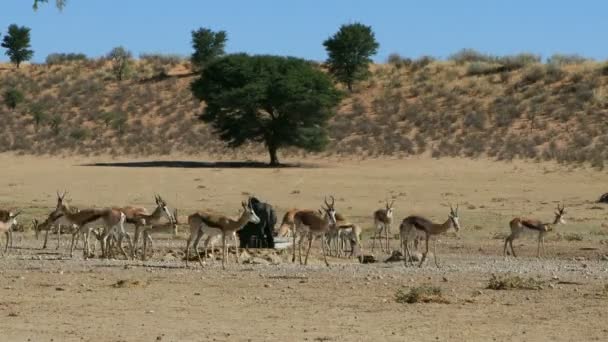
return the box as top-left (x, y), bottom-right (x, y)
top-left (107, 46), bottom-right (133, 81)
top-left (395, 285), bottom-right (449, 304)
top-left (487, 274), bottom-right (544, 290)
top-left (45, 52), bottom-right (88, 65)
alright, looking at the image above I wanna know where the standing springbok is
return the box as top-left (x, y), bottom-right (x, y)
top-left (0, 209), bottom-right (21, 254)
top-left (186, 200), bottom-right (260, 269)
top-left (372, 200), bottom-right (395, 252)
top-left (116, 195), bottom-right (175, 249)
top-left (140, 209), bottom-right (179, 261)
top-left (326, 212), bottom-right (361, 258)
top-left (400, 204), bottom-right (461, 267)
top-left (53, 191), bottom-right (129, 259)
top-left (504, 204), bottom-right (566, 258)
top-left (291, 196), bottom-right (337, 266)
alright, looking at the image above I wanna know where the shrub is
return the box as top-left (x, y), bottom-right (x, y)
top-left (463, 112), bottom-right (486, 130)
top-left (45, 52), bottom-right (88, 65)
top-left (544, 64), bottom-right (566, 83)
top-left (547, 54), bottom-right (589, 66)
top-left (449, 48), bottom-right (493, 64)
top-left (497, 53), bottom-right (541, 71)
top-left (467, 62), bottom-right (501, 76)
top-left (487, 274), bottom-right (544, 290)
top-left (139, 53), bottom-right (185, 65)
top-left (387, 53), bottom-right (411, 69)
top-left (3, 88), bottom-right (25, 110)
top-left (395, 285), bottom-right (449, 304)
top-left (410, 56), bottom-right (435, 71)
top-left (521, 65), bottom-right (546, 84)
top-left (69, 127), bottom-right (89, 140)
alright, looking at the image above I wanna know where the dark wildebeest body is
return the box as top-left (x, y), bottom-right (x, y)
top-left (598, 193), bottom-right (608, 204)
top-left (237, 197), bottom-right (276, 248)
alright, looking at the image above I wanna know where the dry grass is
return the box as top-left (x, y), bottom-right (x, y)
top-left (0, 58), bottom-right (608, 166)
top-left (487, 274), bottom-right (545, 290)
top-left (395, 285), bottom-right (449, 304)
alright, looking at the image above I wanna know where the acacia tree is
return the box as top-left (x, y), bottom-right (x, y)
top-left (107, 46), bottom-right (132, 81)
top-left (323, 22), bottom-right (379, 92)
top-left (1, 24), bottom-right (34, 68)
top-left (191, 54), bottom-right (342, 166)
top-left (190, 27), bottom-right (227, 71)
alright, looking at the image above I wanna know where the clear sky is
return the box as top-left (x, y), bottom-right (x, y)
top-left (1, 0), bottom-right (606, 63)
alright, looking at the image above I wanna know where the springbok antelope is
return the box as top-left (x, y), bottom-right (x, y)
top-left (116, 195), bottom-right (175, 248)
top-left (186, 200), bottom-right (260, 269)
top-left (53, 191), bottom-right (129, 259)
top-left (400, 204), bottom-right (461, 267)
top-left (33, 208), bottom-right (79, 250)
top-left (275, 208), bottom-right (299, 238)
top-left (504, 204), bottom-right (566, 258)
top-left (291, 196), bottom-right (337, 266)
top-left (0, 209), bottom-right (21, 254)
top-left (372, 200), bottom-right (395, 252)
top-left (140, 209), bottom-right (179, 261)
top-left (326, 212), bottom-right (362, 258)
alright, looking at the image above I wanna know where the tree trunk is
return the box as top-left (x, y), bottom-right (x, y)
top-left (268, 144), bottom-right (279, 166)
top-left (347, 81), bottom-right (353, 92)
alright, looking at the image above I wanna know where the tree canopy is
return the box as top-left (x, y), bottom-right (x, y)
top-left (190, 27), bottom-right (227, 71)
top-left (33, 0), bottom-right (66, 10)
top-left (191, 54), bottom-right (342, 165)
top-left (323, 22), bottom-right (379, 91)
top-left (107, 46), bottom-right (132, 81)
top-left (1, 24), bottom-right (34, 68)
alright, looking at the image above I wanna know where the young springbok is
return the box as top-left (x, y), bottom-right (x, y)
top-left (140, 208), bottom-right (179, 261)
top-left (186, 200), bottom-right (260, 269)
top-left (372, 200), bottom-right (395, 252)
top-left (504, 204), bottom-right (566, 258)
top-left (326, 212), bottom-right (361, 258)
top-left (0, 209), bottom-right (21, 254)
top-left (53, 191), bottom-right (128, 259)
top-left (400, 205), bottom-right (461, 267)
top-left (291, 196), bottom-right (337, 266)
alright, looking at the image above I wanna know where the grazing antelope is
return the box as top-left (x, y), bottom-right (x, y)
top-left (504, 204), bottom-right (566, 258)
top-left (186, 200), bottom-right (260, 269)
top-left (53, 191), bottom-right (129, 259)
top-left (400, 205), bottom-right (461, 267)
top-left (372, 200), bottom-right (395, 252)
top-left (327, 212), bottom-right (362, 258)
top-left (0, 209), bottom-right (21, 254)
top-left (291, 196), bottom-right (337, 266)
top-left (140, 208), bottom-right (179, 261)
top-left (276, 208), bottom-right (299, 238)
top-left (33, 208), bottom-right (79, 250)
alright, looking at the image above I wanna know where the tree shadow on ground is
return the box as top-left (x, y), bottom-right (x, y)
top-left (79, 160), bottom-right (319, 169)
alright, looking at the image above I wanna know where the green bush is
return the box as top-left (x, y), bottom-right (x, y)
top-left (449, 48), bottom-right (494, 64)
top-left (547, 54), bottom-right (589, 66)
top-left (395, 285), bottom-right (448, 304)
top-left (45, 53), bottom-right (88, 65)
top-left (487, 274), bottom-right (544, 290)
top-left (3, 88), bottom-right (25, 109)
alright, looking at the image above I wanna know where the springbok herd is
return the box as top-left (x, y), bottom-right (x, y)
top-left (0, 192), bottom-right (568, 269)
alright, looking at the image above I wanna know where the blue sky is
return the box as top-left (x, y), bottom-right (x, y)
top-left (1, 0), bottom-right (607, 63)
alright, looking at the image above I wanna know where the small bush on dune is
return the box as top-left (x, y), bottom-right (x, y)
top-left (387, 53), bottom-right (411, 69)
top-left (45, 52), bottom-right (88, 65)
top-left (547, 54), bottom-right (589, 66)
top-left (449, 48), bottom-right (494, 64)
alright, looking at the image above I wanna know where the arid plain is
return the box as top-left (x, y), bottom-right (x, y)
top-left (1, 154), bottom-right (607, 341)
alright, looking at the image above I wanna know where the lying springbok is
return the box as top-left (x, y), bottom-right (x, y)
top-left (140, 209), bottom-right (179, 261)
top-left (291, 196), bottom-right (337, 266)
top-left (33, 208), bottom-right (79, 250)
top-left (372, 200), bottom-right (395, 252)
top-left (504, 204), bottom-right (566, 258)
top-left (53, 191), bottom-right (129, 259)
top-left (186, 200), bottom-right (260, 269)
top-left (0, 209), bottom-right (21, 254)
top-left (400, 204), bottom-right (461, 267)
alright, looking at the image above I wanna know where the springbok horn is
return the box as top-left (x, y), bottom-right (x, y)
top-left (11, 210), bottom-right (22, 218)
top-left (330, 195), bottom-right (335, 206)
